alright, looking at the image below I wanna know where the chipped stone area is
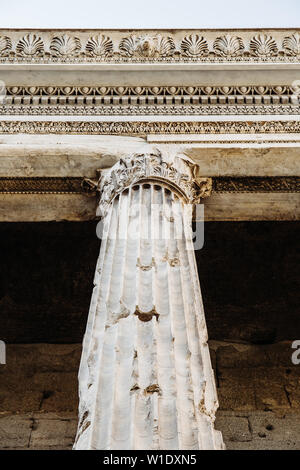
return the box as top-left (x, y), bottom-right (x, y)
top-left (0, 342), bottom-right (299, 450)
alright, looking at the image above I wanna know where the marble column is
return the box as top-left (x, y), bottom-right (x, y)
top-left (74, 151), bottom-right (224, 450)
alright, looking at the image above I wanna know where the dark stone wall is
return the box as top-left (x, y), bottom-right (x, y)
top-left (198, 222), bottom-right (300, 344)
top-left (0, 221), bottom-right (299, 344)
top-left (0, 222), bottom-right (98, 343)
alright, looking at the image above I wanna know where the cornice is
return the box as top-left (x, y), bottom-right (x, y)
top-left (0, 29), bottom-right (299, 65)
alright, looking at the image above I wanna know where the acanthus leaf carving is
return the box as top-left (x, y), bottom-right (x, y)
top-left (98, 151), bottom-right (212, 216)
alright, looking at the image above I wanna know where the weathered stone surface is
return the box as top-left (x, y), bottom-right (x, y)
top-left (0, 345), bottom-right (81, 414)
top-left (211, 341), bottom-right (300, 413)
top-left (204, 193), bottom-right (300, 221)
top-left (224, 439), bottom-right (300, 450)
top-left (29, 416), bottom-right (77, 449)
top-left (216, 411), bottom-right (300, 450)
top-left (0, 413), bottom-right (33, 449)
top-left (32, 372), bottom-right (78, 392)
top-left (249, 412), bottom-right (300, 442)
top-left (215, 415), bottom-right (252, 442)
top-left (2, 192), bottom-right (298, 222)
top-left (255, 384), bottom-right (290, 411)
top-left (0, 194), bottom-right (98, 222)
top-left (40, 391), bottom-right (78, 412)
top-left (218, 386), bottom-right (256, 412)
top-left (214, 343), bottom-right (298, 371)
top-left (286, 383), bottom-right (300, 409)
top-left (0, 391), bottom-right (43, 412)
top-left (0, 138), bottom-right (299, 178)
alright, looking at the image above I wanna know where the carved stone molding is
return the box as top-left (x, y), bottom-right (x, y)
top-left (97, 152), bottom-right (212, 216)
top-left (0, 30), bottom-right (299, 63)
top-left (0, 177), bottom-right (83, 194)
top-left (0, 120), bottom-right (299, 136)
top-left (3, 104), bottom-right (300, 116)
top-left (1, 84), bottom-right (299, 115)
top-left (0, 176), bottom-right (298, 195)
top-left (213, 177), bottom-right (300, 193)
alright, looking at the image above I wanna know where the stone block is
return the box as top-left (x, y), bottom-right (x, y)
top-left (40, 390), bottom-right (78, 412)
top-left (0, 391), bottom-right (43, 412)
top-left (249, 412), bottom-right (300, 445)
top-left (30, 417), bottom-right (77, 449)
top-left (218, 385), bottom-right (256, 411)
top-left (218, 367), bottom-right (254, 387)
top-left (215, 414), bottom-right (252, 442)
top-left (255, 384), bottom-right (290, 411)
top-left (0, 414), bottom-right (32, 448)
top-left (32, 371), bottom-right (78, 392)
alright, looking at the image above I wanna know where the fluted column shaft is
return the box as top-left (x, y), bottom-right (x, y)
top-left (74, 153), bottom-right (224, 450)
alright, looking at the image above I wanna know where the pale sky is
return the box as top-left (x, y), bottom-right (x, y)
top-left (0, 0), bottom-right (299, 29)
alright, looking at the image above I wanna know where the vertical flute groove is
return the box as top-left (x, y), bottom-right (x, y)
top-left (134, 185), bottom-right (155, 450)
top-left (90, 195), bottom-right (124, 449)
top-left (153, 186), bottom-right (178, 450)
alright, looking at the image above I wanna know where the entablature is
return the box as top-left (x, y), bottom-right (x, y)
top-left (0, 29), bottom-right (298, 222)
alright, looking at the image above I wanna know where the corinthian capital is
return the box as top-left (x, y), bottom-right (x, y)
top-left (97, 150), bottom-right (212, 216)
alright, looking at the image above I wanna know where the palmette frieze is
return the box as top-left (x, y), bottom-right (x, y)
top-left (0, 30), bottom-right (299, 63)
top-left (0, 120), bottom-right (299, 135)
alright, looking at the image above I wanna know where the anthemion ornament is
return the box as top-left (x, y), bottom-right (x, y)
top-left (283, 33), bottom-right (300, 56)
top-left (16, 33), bottom-right (44, 56)
top-left (73, 151), bottom-right (224, 450)
top-left (180, 34), bottom-right (209, 57)
top-left (50, 34), bottom-right (81, 56)
top-left (250, 34), bottom-right (278, 57)
top-left (213, 34), bottom-right (244, 56)
top-left (0, 36), bottom-right (12, 56)
top-left (85, 35), bottom-right (113, 57)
